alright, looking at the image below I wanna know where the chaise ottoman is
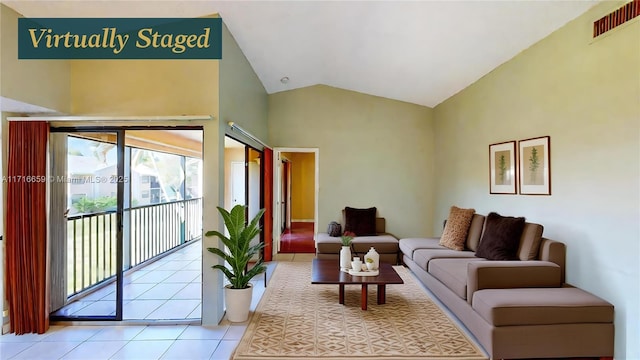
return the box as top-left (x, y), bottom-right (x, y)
top-left (470, 286), bottom-right (615, 359)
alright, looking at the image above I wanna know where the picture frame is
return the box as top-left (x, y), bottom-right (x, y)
top-left (518, 136), bottom-right (551, 195)
top-left (489, 141), bottom-right (517, 194)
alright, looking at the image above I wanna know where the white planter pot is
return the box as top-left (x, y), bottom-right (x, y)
top-left (224, 284), bottom-right (253, 322)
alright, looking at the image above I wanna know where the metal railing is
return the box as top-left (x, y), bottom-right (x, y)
top-left (67, 211), bottom-right (118, 296)
top-left (67, 198), bottom-right (202, 297)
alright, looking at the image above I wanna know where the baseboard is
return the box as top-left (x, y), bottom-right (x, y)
top-left (291, 219), bottom-right (314, 223)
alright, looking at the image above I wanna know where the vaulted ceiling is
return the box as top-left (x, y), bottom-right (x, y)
top-left (3, 0), bottom-right (600, 108)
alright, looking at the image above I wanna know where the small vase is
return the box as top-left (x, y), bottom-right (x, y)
top-left (340, 246), bottom-right (351, 270)
top-left (364, 247), bottom-right (380, 270)
top-left (351, 257), bottom-right (362, 271)
top-left (366, 262), bottom-right (374, 271)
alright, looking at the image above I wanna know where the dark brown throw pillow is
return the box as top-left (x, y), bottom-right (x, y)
top-left (475, 212), bottom-right (525, 260)
top-left (344, 207), bottom-right (377, 236)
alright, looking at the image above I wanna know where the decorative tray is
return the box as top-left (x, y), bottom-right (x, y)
top-left (341, 268), bottom-right (379, 276)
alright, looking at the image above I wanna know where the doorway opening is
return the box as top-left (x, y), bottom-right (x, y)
top-left (49, 127), bottom-right (203, 322)
top-left (224, 136), bottom-right (269, 266)
top-left (273, 148), bottom-right (318, 255)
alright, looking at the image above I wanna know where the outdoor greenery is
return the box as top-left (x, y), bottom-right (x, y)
top-left (206, 205), bottom-right (266, 289)
top-left (72, 196), bottom-right (118, 213)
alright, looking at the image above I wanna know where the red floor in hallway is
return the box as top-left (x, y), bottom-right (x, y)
top-left (279, 222), bottom-right (315, 253)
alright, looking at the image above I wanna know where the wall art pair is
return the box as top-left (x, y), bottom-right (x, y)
top-left (489, 136), bottom-right (550, 195)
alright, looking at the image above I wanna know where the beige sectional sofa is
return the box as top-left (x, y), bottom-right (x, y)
top-left (400, 213), bottom-right (615, 359)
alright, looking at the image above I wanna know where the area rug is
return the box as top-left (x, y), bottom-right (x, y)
top-left (232, 262), bottom-right (487, 359)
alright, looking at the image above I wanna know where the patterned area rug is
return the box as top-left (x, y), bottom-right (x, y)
top-left (233, 262), bottom-right (487, 359)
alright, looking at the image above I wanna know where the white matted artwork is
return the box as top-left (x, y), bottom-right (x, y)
top-left (489, 141), bottom-right (517, 194)
top-left (519, 136), bottom-right (551, 195)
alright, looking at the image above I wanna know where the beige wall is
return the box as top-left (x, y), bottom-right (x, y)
top-left (282, 152), bottom-right (315, 221)
top-left (0, 5), bottom-right (71, 112)
top-left (269, 85), bottom-right (434, 238)
top-left (432, 2), bottom-right (639, 358)
top-left (71, 60), bottom-right (218, 116)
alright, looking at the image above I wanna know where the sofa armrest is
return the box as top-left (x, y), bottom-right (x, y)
top-left (538, 238), bottom-right (566, 283)
top-left (466, 261), bottom-right (562, 304)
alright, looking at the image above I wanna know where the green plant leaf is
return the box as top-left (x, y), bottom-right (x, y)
top-left (205, 204), bottom-right (267, 289)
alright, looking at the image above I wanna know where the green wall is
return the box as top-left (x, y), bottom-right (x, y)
top-left (219, 22), bottom-right (269, 143)
top-left (269, 85), bottom-right (435, 238)
top-left (432, 2), bottom-right (639, 358)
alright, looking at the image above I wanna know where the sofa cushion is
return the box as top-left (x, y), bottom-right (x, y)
top-left (428, 258), bottom-right (486, 300)
top-left (351, 235), bottom-right (399, 254)
top-left (399, 237), bottom-right (444, 258)
top-left (316, 233), bottom-right (398, 254)
top-left (472, 287), bottom-right (615, 326)
top-left (413, 249), bottom-right (480, 271)
top-left (476, 212), bottom-right (525, 260)
top-left (316, 232), bottom-right (343, 253)
top-left (375, 218), bottom-right (386, 234)
top-left (466, 214), bottom-right (486, 252)
top-left (344, 207), bottom-right (377, 236)
top-left (517, 222), bottom-right (544, 260)
top-left (439, 206), bottom-right (475, 251)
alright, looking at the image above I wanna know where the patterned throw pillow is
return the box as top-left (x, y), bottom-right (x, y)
top-left (439, 206), bottom-right (476, 251)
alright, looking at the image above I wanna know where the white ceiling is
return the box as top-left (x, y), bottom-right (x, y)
top-left (3, 0), bottom-right (600, 108)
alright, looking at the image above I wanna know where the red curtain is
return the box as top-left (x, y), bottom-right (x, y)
top-left (6, 121), bottom-right (49, 334)
top-left (263, 148), bottom-right (273, 261)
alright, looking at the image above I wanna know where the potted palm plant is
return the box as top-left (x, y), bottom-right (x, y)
top-left (205, 204), bottom-right (266, 322)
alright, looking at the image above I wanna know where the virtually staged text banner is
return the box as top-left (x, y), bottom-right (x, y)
top-left (18, 18), bottom-right (222, 59)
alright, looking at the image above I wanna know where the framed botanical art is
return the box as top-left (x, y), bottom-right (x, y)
top-left (489, 141), bottom-right (517, 194)
top-left (519, 136), bottom-right (551, 195)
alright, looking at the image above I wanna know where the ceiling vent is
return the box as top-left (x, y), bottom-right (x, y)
top-left (593, 0), bottom-right (639, 38)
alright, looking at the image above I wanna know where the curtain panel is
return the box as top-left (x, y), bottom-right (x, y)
top-left (5, 121), bottom-right (49, 334)
top-left (263, 148), bottom-right (273, 262)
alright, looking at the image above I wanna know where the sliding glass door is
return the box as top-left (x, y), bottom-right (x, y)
top-left (50, 130), bottom-right (125, 320)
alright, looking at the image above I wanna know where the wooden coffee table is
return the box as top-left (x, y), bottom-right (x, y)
top-left (311, 259), bottom-right (404, 310)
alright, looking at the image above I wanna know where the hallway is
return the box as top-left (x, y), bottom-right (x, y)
top-left (278, 222), bottom-right (315, 253)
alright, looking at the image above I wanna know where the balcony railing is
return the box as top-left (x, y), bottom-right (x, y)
top-left (67, 198), bottom-right (202, 297)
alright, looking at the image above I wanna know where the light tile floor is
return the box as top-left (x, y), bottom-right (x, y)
top-left (53, 241), bottom-right (203, 320)
top-left (1, 253), bottom-right (313, 360)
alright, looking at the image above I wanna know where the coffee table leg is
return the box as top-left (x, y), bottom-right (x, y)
top-left (361, 284), bottom-right (368, 310)
top-left (339, 284), bottom-right (345, 304)
top-left (377, 285), bottom-right (386, 304)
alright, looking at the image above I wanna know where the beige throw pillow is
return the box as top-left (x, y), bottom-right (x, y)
top-left (439, 206), bottom-right (476, 251)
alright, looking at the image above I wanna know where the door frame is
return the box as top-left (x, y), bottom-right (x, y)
top-left (48, 125), bottom-right (203, 322)
top-left (272, 148), bottom-right (319, 255)
top-left (49, 128), bottom-right (126, 321)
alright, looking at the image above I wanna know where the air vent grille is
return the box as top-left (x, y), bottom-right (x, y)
top-left (593, 0), bottom-right (640, 38)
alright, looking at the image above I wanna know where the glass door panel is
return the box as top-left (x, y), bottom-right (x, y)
top-left (50, 131), bottom-right (123, 320)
